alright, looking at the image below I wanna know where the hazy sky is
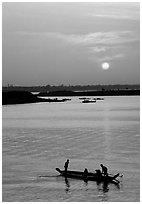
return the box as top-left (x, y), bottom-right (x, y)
top-left (2, 2), bottom-right (140, 86)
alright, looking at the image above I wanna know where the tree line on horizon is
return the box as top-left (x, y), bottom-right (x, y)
top-left (2, 84), bottom-right (140, 92)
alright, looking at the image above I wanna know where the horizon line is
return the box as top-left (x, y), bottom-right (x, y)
top-left (2, 83), bottom-right (140, 88)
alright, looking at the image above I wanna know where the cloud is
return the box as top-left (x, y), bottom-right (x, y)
top-left (90, 46), bottom-right (106, 53)
top-left (89, 3), bottom-right (139, 21)
top-left (57, 30), bottom-right (139, 62)
top-left (90, 13), bottom-right (139, 21)
top-left (61, 31), bottom-right (139, 46)
top-left (12, 30), bottom-right (139, 45)
top-left (99, 54), bottom-right (125, 63)
top-left (11, 30), bottom-right (139, 64)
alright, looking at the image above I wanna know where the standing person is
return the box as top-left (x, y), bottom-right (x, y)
top-left (100, 164), bottom-right (108, 176)
top-left (64, 159), bottom-right (69, 173)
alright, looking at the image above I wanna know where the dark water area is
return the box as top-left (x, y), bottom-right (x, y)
top-left (2, 96), bottom-right (140, 202)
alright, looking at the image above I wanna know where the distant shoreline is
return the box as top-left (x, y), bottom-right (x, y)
top-left (2, 89), bottom-right (140, 105)
top-left (37, 89), bottom-right (140, 97)
top-left (2, 84), bottom-right (140, 93)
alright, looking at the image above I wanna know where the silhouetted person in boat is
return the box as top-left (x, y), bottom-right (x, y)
top-left (100, 164), bottom-right (108, 177)
top-left (64, 159), bottom-right (69, 174)
top-left (95, 169), bottom-right (102, 177)
top-left (83, 168), bottom-right (88, 179)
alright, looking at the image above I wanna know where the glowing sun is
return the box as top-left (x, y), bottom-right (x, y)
top-left (102, 62), bottom-right (110, 70)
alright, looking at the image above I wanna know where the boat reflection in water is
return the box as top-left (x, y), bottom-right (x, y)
top-left (63, 175), bottom-right (120, 200)
top-left (65, 177), bottom-right (70, 193)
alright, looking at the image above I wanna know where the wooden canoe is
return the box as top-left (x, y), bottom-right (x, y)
top-left (56, 168), bottom-right (120, 184)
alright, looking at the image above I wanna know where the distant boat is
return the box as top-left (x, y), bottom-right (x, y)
top-left (47, 98), bottom-right (71, 102)
top-left (94, 97), bottom-right (104, 101)
top-left (82, 99), bottom-right (96, 103)
top-left (79, 97), bottom-right (90, 100)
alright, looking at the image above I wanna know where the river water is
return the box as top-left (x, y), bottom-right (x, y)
top-left (2, 96), bottom-right (140, 202)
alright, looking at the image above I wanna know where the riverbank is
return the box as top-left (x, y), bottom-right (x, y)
top-left (2, 91), bottom-right (70, 105)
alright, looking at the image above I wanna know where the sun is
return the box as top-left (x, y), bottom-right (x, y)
top-left (102, 62), bottom-right (110, 70)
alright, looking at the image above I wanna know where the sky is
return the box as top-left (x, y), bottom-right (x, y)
top-left (2, 2), bottom-right (140, 86)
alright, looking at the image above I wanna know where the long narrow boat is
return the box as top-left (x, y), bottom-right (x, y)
top-left (82, 99), bottom-right (96, 103)
top-left (56, 168), bottom-right (120, 184)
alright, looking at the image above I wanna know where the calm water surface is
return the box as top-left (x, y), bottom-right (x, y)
top-left (2, 96), bottom-right (140, 202)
